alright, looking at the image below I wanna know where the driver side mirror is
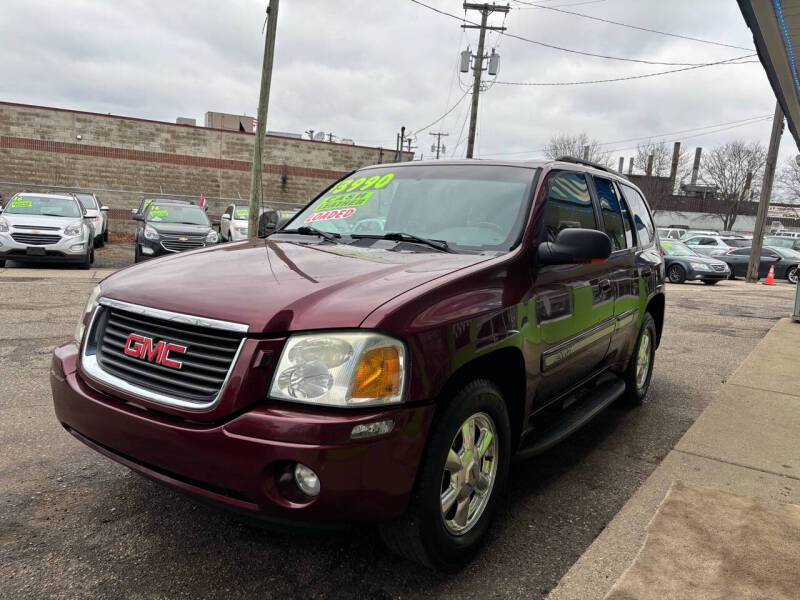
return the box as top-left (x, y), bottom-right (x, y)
top-left (537, 228), bottom-right (612, 266)
top-left (133, 213), bottom-right (144, 222)
top-left (100, 205), bottom-right (109, 212)
top-left (221, 214), bottom-right (231, 221)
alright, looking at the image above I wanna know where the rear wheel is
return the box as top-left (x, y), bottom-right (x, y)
top-left (103, 228), bottom-right (109, 243)
top-left (0, 260), bottom-right (5, 268)
top-left (95, 234), bottom-right (104, 248)
top-left (380, 379), bottom-right (510, 569)
top-left (621, 312), bottom-right (656, 405)
top-left (703, 280), bottom-right (718, 285)
top-left (667, 264), bottom-right (686, 284)
top-left (787, 266), bottom-right (798, 285)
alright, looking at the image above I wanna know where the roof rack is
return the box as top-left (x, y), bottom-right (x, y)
top-left (554, 156), bottom-right (627, 178)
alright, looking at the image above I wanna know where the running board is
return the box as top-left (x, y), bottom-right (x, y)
top-left (515, 375), bottom-right (626, 459)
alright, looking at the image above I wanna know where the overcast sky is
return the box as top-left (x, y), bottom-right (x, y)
top-left (1, 0), bottom-right (795, 167)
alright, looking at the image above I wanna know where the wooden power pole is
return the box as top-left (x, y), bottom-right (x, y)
top-left (463, 2), bottom-right (509, 159)
top-left (746, 100), bottom-right (784, 282)
top-left (430, 132), bottom-right (449, 159)
top-left (248, 0), bottom-right (280, 240)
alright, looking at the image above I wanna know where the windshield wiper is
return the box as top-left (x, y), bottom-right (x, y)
top-left (283, 225), bottom-right (342, 243)
top-left (352, 232), bottom-right (454, 253)
top-left (40, 213), bottom-right (70, 217)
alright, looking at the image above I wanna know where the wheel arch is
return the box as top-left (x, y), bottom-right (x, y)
top-left (433, 347), bottom-right (527, 449)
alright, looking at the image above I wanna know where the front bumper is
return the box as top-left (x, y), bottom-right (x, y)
top-left (51, 342), bottom-right (434, 524)
top-left (138, 237), bottom-right (217, 259)
top-left (0, 231), bottom-right (89, 263)
top-left (688, 266), bottom-right (728, 281)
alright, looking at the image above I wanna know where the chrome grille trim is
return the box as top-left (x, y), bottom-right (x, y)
top-left (11, 233), bottom-right (62, 245)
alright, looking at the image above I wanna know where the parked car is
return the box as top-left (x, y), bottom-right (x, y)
top-left (73, 192), bottom-right (109, 247)
top-left (220, 204), bottom-right (251, 241)
top-left (0, 192), bottom-right (94, 268)
top-left (683, 234), bottom-right (751, 256)
top-left (660, 239), bottom-right (729, 284)
top-left (131, 197), bottom-right (192, 219)
top-left (720, 246), bottom-right (800, 283)
top-left (133, 200), bottom-right (219, 262)
top-left (52, 158), bottom-right (665, 568)
top-left (765, 235), bottom-right (800, 251)
top-left (656, 227), bottom-right (686, 240)
top-left (680, 229), bottom-right (719, 240)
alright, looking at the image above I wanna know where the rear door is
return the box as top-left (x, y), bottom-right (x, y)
top-left (532, 171), bottom-right (616, 402)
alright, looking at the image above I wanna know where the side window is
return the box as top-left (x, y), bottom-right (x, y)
top-left (700, 237), bottom-right (717, 246)
top-left (620, 185), bottom-right (655, 247)
top-left (730, 248), bottom-right (750, 256)
top-left (594, 177), bottom-right (626, 251)
top-left (539, 172), bottom-right (597, 243)
top-left (224, 206), bottom-right (234, 217)
top-left (762, 249), bottom-right (778, 258)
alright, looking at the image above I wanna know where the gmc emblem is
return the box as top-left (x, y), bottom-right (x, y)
top-left (124, 333), bottom-right (187, 369)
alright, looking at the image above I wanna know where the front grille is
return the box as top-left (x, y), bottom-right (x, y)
top-left (95, 307), bottom-right (245, 404)
top-left (14, 224), bottom-right (60, 231)
top-left (711, 264), bottom-right (726, 272)
top-left (11, 233), bottom-right (62, 245)
top-left (161, 239), bottom-right (205, 252)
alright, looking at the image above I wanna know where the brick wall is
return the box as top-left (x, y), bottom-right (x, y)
top-left (0, 102), bottom-right (411, 225)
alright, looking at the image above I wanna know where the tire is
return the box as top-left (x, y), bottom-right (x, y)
top-left (703, 280), bottom-right (718, 285)
top-left (95, 234), bottom-right (104, 248)
top-left (787, 266), bottom-right (798, 285)
top-left (621, 312), bottom-right (657, 405)
top-left (103, 228), bottom-right (109, 243)
top-left (134, 244), bottom-right (142, 263)
top-left (90, 247), bottom-right (95, 264)
top-left (0, 260), bottom-right (5, 268)
top-left (79, 249), bottom-right (91, 270)
top-left (667, 264), bottom-right (686, 284)
top-left (379, 379), bottom-right (510, 569)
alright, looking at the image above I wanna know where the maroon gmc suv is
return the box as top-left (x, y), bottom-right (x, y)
top-left (51, 158), bottom-right (665, 568)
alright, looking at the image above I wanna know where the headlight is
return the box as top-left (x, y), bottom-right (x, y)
top-left (690, 262), bottom-right (710, 271)
top-left (206, 230), bottom-right (219, 243)
top-left (269, 332), bottom-right (406, 407)
top-left (64, 221), bottom-right (82, 237)
top-left (0, 217), bottom-right (8, 233)
top-left (144, 225), bottom-right (159, 240)
top-left (74, 285), bottom-right (102, 345)
top-left (95, 215), bottom-right (103, 224)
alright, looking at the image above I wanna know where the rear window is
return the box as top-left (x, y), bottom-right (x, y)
top-left (722, 238), bottom-right (750, 247)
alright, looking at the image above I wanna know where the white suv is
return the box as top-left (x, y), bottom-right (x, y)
top-left (683, 234), bottom-right (751, 256)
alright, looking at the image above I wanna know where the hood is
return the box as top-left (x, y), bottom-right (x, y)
top-left (684, 253), bottom-right (727, 266)
top-left (1, 212), bottom-right (81, 229)
top-left (100, 239), bottom-right (491, 333)
top-left (147, 222), bottom-right (211, 235)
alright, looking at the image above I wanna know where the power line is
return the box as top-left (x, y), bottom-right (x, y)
top-left (513, 0), bottom-right (754, 51)
top-left (479, 114), bottom-right (775, 157)
top-left (495, 55), bottom-right (758, 86)
top-left (408, 0), bottom-right (752, 67)
top-left (413, 91), bottom-right (470, 135)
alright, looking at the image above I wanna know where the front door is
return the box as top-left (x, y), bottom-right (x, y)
top-left (532, 171), bottom-right (616, 403)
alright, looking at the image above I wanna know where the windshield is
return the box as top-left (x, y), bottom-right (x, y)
top-left (722, 237), bottom-right (750, 247)
top-left (75, 193), bottom-right (98, 210)
top-left (285, 165), bottom-right (538, 252)
top-left (772, 246), bottom-right (800, 259)
top-left (3, 194), bottom-right (82, 218)
top-left (146, 203), bottom-right (209, 225)
top-left (661, 242), bottom-right (697, 257)
top-left (233, 207), bottom-right (249, 220)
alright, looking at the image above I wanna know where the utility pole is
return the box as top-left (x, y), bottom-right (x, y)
top-left (747, 101), bottom-right (784, 283)
top-left (248, 0), bottom-right (280, 240)
top-left (463, 2), bottom-right (509, 159)
top-left (395, 126), bottom-right (406, 161)
top-left (430, 132), bottom-right (449, 159)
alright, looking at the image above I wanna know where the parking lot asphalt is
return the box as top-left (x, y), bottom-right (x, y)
top-left (0, 271), bottom-right (795, 600)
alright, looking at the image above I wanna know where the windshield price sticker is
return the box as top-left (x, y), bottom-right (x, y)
top-left (305, 208), bottom-right (356, 223)
top-left (235, 209), bottom-right (249, 218)
top-left (315, 190), bottom-right (373, 212)
top-left (328, 172), bottom-right (395, 195)
top-left (149, 205), bottom-right (169, 218)
top-left (11, 197), bottom-right (32, 208)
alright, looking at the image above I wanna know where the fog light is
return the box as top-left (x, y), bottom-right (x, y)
top-left (293, 463), bottom-right (320, 497)
top-left (70, 243), bottom-right (85, 251)
top-left (142, 246), bottom-right (154, 255)
top-left (351, 419), bottom-right (394, 439)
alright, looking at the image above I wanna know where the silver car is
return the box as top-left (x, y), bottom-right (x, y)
top-left (0, 193), bottom-right (95, 268)
top-left (73, 192), bottom-right (109, 246)
top-left (683, 234), bottom-right (751, 257)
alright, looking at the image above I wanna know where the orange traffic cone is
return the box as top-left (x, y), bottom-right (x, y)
top-left (764, 265), bottom-right (776, 285)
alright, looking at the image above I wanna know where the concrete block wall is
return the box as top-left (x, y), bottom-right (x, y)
top-left (0, 101), bottom-right (411, 233)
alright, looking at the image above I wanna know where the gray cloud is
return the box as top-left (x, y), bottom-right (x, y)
top-left (0, 0), bottom-right (794, 165)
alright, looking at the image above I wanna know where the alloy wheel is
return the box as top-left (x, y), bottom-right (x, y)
top-left (789, 267), bottom-right (798, 285)
top-left (440, 412), bottom-right (498, 536)
top-left (636, 329), bottom-right (652, 390)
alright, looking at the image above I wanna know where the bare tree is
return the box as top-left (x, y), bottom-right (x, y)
top-left (701, 140), bottom-right (766, 231)
top-left (544, 133), bottom-right (611, 166)
top-left (776, 156), bottom-right (800, 203)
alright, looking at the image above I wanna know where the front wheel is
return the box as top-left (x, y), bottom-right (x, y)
top-left (621, 312), bottom-right (657, 405)
top-left (380, 379), bottom-right (510, 569)
top-left (787, 266), bottom-right (798, 285)
top-left (667, 264), bottom-right (686, 284)
top-left (103, 228), bottom-right (109, 243)
top-left (703, 280), bottom-right (718, 285)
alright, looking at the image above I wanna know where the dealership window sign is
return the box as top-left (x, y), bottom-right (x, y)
top-left (768, 206), bottom-right (800, 219)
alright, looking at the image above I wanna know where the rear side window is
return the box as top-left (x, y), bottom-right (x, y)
top-left (722, 238), bottom-right (750, 248)
top-left (539, 172), bottom-right (597, 243)
top-left (730, 248), bottom-right (750, 256)
top-left (620, 185), bottom-right (655, 247)
top-left (594, 177), bottom-right (626, 251)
